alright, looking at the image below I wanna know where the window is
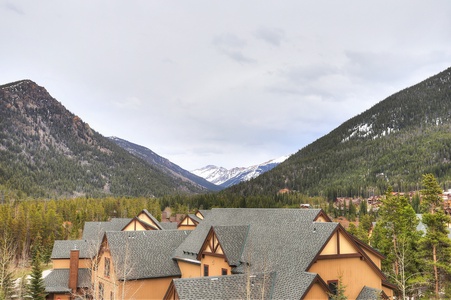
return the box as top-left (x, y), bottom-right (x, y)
top-left (99, 282), bottom-right (104, 300)
top-left (328, 280), bottom-right (338, 300)
top-left (110, 291), bottom-right (114, 300)
top-left (221, 268), bottom-right (228, 275)
top-left (203, 264), bottom-right (209, 276)
top-left (104, 257), bottom-right (110, 277)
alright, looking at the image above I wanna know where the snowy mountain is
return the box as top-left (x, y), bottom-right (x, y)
top-left (192, 156), bottom-right (289, 188)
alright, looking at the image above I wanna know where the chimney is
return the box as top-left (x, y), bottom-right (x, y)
top-left (69, 247), bottom-right (80, 294)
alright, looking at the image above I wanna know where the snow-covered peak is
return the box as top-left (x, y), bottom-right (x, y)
top-left (192, 156), bottom-right (289, 187)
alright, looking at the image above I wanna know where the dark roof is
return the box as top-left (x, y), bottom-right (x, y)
top-left (171, 272), bottom-right (276, 300)
top-left (356, 286), bottom-right (385, 300)
top-left (211, 225), bottom-right (249, 266)
top-left (160, 222), bottom-right (179, 230)
top-left (173, 208), bottom-right (337, 299)
top-left (197, 210), bottom-right (211, 219)
top-left (44, 268), bottom-right (90, 293)
top-left (106, 230), bottom-right (190, 280)
top-left (188, 214), bottom-right (202, 224)
top-left (51, 240), bottom-right (98, 259)
top-left (82, 218), bottom-right (131, 241)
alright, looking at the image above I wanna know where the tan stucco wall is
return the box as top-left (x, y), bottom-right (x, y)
top-left (308, 257), bottom-right (382, 300)
top-left (117, 277), bottom-right (175, 300)
top-left (361, 248), bottom-right (382, 269)
top-left (303, 282), bottom-right (329, 300)
top-left (137, 212), bottom-right (159, 228)
top-left (383, 285), bottom-right (394, 299)
top-left (201, 254), bottom-right (231, 277)
top-left (321, 232), bottom-right (338, 255)
top-left (52, 258), bottom-right (91, 269)
top-left (315, 215), bottom-right (328, 222)
top-left (178, 260), bottom-right (201, 278)
top-left (320, 231), bottom-right (358, 255)
top-left (177, 225), bottom-right (196, 231)
top-left (122, 220), bottom-right (148, 231)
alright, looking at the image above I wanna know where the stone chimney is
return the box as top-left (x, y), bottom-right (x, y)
top-left (68, 246), bottom-right (80, 294)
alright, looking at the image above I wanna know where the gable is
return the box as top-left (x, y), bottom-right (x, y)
top-left (197, 228), bottom-right (225, 260)
top-left (178, 215), bottom-right (198, 227)
top-left (121, 217), bottom-right (158, 232)
top-left (320, 229), bottom-right (359, 256)
top-left (137, 211), bottom-right (161, 229)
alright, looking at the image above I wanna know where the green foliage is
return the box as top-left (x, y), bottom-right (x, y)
top-left (371, 187), bottom-right (422, 299)
top-left (0, 80), bottom-right (205, 198)
top-left (27, 252), bottom-right (46, 300)
top-left (419, 174), bottom-right (451, 298)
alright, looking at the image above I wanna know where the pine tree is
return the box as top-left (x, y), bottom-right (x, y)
top-left (420, 174), bottom-right (451, 299)
top-left (27, 251), bottom-right (47, 300)
top-left (371, 187), bottom-right (422, 299)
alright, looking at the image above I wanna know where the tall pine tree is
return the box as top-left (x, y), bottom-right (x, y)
top-left (420, 174), bottom-right (451, 299)
top-left (371, 187), bottom-right (422, 299)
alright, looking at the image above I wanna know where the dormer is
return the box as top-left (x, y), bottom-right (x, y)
top-left (178, 214), bottom-right (201, 230)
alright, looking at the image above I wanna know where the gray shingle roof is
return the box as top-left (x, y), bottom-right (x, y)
top-left (197, 210), bottom-right (211, 219)
top-left (81, 218), bottom-right (131, 241)
top-left (356, 286), bottom-right (384, 300)
top-left (213, 225), bottom-right (249, 266)
top-left (106, 230), bottom-right (191, 280)
top-left (188, 214), bottom-right (202, 224)
top-left (173, 208), bottom-right (337, 299)
top-left (44, 268), bottom-right (90, 293)
top-left (51, 240), bottom-right (98, 259)
top-left (160, 222), bottom-right (178, 230)
top-left (172, 272), bottom-right (276, 300)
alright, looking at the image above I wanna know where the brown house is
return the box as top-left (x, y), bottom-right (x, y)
top-left (46, 208), bottom-right (394, 299)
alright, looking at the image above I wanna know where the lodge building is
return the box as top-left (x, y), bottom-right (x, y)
top-left (45, 208), bottom-right (395, 299)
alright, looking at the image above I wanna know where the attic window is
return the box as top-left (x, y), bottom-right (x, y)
top-left (204, 264), bottom-right (209, 277)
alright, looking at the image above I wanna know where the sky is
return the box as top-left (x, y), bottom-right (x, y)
top-left (1, 1), bottom-right (451, 170)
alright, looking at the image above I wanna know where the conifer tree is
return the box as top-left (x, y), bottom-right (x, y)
top-left (27, 251), bottom-right (47, 300)
top-left (420, 174), bottom-right (451, 299)
top-left (371, 187), bottom-right (421, 299)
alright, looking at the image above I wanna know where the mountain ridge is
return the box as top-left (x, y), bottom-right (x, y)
top-left (109, 136), bottom-right (222, 191)
top-left (224, 67), bottom-right (451, 198)
top-left (192, 156), bottom-right (288, 188)
top-left (0, 80), bottom-right (207, 198)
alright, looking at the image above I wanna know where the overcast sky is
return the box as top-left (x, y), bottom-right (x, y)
top-left (1, 1), bottom-right (451, 170)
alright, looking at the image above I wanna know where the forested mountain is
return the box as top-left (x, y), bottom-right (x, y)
top-left (0, 80), bottom-right (207, 198)
top-left (109, 136), bottom-right (222, 191)
top-left (225, 67), bottom-right (451, 199)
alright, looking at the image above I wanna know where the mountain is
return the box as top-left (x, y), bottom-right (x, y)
top-left (192, 156), bottom-right (288, 188)
top-left (224, 67), bottom-right (451, 198)
top-left (109, 136), bottom-right (222, 191)
top-left (0, 80), bottom-right (208, 198)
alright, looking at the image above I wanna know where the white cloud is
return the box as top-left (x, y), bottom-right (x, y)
top-left (1, 0), bottom-right (450, 170)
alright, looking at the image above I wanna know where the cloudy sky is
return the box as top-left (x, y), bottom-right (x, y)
top-left (1, 1), bottom-right (451, 170)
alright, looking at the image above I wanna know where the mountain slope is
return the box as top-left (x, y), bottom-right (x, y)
top-left (0, 80), bottom-right (206, 198)
top-left (224, 67), bottom-right (451, 198)
top-left (109, 137), bottom-right (222, 191)
top-left (192, 156), bottom-right (288, 188)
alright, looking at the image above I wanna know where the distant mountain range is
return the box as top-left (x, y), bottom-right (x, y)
top-left (0, 80), bottom-right (209, 198)
top-left (225, 67), bottom-right (451, 198)
top-left (108, 137), bottom-right (222, 191)
top-left (2, 66), bottom-right (450, 199)
top-left (192, 156), bottom-right (288, 188)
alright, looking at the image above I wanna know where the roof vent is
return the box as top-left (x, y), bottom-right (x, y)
top-left (211, 278), bottom-right (218, 281)
top-left (313, 227), bottom-right (316, 233)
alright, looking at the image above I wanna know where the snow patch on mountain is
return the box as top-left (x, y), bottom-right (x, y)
top-left (192, 156), bottom-right (289, 188)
